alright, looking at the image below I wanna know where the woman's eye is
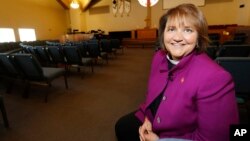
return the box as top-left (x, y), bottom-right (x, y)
top-left (167, 27), bottom-right (175, 32)
top-left (184, 28), bottom-right (193, 33)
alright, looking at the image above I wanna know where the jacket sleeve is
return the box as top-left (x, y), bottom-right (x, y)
top-left (192, 70), bottom-right (239, 141)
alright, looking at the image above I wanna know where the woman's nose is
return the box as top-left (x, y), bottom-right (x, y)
top-left (173, 31), bottom-right (183, 42)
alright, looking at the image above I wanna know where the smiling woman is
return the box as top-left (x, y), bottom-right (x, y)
top-left (115, 3), bottom-right (239, 141)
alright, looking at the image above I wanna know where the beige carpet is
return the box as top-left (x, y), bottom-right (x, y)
top-left (0, 48), bottom-right (155, 141)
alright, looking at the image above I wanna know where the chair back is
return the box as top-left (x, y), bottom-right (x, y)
top-left (26, 46), bottom-right (37, 55)
top-left (218, 45), bottom-right (250, 57)
top-left (78, 42), bottom-right (89, 57)
top-left (35, 46), bottom-right (51, 66)
top-left (216, 57), bottom-right (250, 97)
top-left (0, 54), bottom-right (20, 77)
top-left (88, 43), bottom-right (100, 58)
top-left (88, 39), bottom-right (99, 44)
top-left (100, 39), bottom-right (111, 52)
top-left (206, 46), bottom-right (218, 59)
top-left (12, 54), bottom-right (44, 80)
top-left (19, 43), bottom-right (31, 53)
top-left (222, 40), bottom-right (243, 45)
top-left (110, 39), bottom-right (119, 48)
top-left (63, 46), bottom-right (82, 64)
top-left (47, 46), bottom-right (65, 64)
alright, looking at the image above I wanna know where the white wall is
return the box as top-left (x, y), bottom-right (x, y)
top-left (0, 0), bottom-right (68, 40)
top-left (82, 0), bottom-right (166, 33)
top-left (73, 0), bottom-right (250, 34)
top-left (69, 8), bottom-right (82, 31)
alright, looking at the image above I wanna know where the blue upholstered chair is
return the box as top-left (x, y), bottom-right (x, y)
top-left (0, 95), bottom-right (9, 128)
top-left (63, 46), bottom-right (94, 74)
top-left (11, 53), bottom-right (68, 102)
top-left (218, 45), bottom-right (250, 57)
top-left (216, 57), bottom-right (250, 123)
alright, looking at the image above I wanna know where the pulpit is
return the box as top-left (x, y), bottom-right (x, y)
top-left (136, 28), bottom-right (157, 39)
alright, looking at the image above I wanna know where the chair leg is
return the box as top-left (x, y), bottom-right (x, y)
top-left (105, 55), bottom-right (109, 64)
top-left (45, 94), bottom-right (48, 103)
top-left (91, 61), bottom-right (94, 73)
top-left (23, 81), bottom-right (30, 98)
top-left (64, 73), bottom-right (68, 89)
top-left (121, 47), bottom-right (124, 54)
top-left (44, 82), bottom-right (52, 103)
top-left (6, 80), bottom-right (13, 94)
top-left (65, 65), bottom-right (70, 77)
top-left (0, 96), bottom-right (9, 128)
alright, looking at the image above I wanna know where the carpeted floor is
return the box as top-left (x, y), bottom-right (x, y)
top-left (0, 47), bottom-right (248, 141)
top-left (0, 48), bottom-right (155, 141)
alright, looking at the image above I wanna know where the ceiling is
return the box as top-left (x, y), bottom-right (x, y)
top-left (56, 0), bottom-right (101, 11)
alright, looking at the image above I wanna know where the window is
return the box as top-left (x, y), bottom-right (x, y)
top-left (0, 28), bottom-right (16, 43)
top-left (18, 28), bottom-right (36, 42)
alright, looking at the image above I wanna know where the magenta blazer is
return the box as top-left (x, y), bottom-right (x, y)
top-left (135, 50), bottom-right (239, 141)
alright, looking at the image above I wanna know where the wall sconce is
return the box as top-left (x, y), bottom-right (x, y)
top-left (70, 0), bottom-right (80, 9)
top-left (138, 0), bottom-right (159, 7)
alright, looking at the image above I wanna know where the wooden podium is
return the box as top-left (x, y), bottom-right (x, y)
top-left (122, 28), bottom-right (157, 48)
top-left (136, 28), bottom-right (157, 39)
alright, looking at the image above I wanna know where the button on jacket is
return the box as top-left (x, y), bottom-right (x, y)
top-left (135, 50), bottom-right (239, 141)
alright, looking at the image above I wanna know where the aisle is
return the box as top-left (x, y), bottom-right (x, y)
top-left (0, 48), bottom-right (155, 141)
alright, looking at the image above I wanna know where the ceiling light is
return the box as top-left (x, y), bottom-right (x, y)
top-left (70, 0), bottom-right (80, 9)
top-left (138, 0), bottom-right (159, 7)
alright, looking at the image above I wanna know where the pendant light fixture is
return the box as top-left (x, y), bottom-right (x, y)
top-left (138, 0), bottom-right (159, 7)
top-left (70, 0), bottom-right (80, 9)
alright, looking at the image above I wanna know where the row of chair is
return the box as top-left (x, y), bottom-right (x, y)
top-left (20, 39), bottom-right (123, 68)
top-left (0, 38), bottom-right (123, 103)
top-left (208, 33), bottom-right (247, 46)
top-left (0, 53), bottom-right (68, 103)
top-left (206, 44), bottom-right (250, 60)
top-left (216, 57), bottom-right (250, 123)
top-left (0, 38), bottom-right (124, 128)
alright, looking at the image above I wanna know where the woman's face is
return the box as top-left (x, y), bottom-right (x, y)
top-left (164, 19), bottom-right (198, 60)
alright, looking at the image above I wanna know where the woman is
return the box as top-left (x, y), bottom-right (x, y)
top-left (115, 3), bottom-right (239, 141)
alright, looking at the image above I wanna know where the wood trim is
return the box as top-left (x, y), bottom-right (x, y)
top-left (56, 0), bottom-right (69, 10)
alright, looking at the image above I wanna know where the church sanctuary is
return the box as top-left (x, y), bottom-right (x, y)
top-left (0, 0), bottom-right (250, 141)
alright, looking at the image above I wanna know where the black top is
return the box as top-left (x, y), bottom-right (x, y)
top-left (149, 58), bottom-right (175, 117)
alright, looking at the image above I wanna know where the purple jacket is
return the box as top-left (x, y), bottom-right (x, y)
top-left (135, 50), bottom-right (239, 141)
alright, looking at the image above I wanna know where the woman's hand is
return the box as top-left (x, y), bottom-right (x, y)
top-left (139, 117), bottom-right (159, 141)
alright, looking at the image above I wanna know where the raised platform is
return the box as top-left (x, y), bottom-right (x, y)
top-left (121, 38), bottom-right (157, 48)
